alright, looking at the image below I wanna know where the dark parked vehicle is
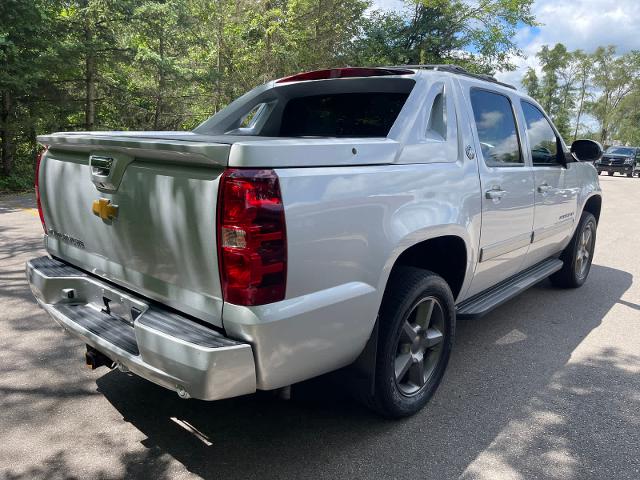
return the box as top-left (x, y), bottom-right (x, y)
top-left (596, 146), bottom-right (640, 177)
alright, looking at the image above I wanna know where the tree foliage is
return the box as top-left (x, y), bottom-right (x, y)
top-left (1, 0), bottom-right (536, 190)
top-left (522, 43), bottom-right (640, 145)
top-left (350, 0), bottom-right (536, 73)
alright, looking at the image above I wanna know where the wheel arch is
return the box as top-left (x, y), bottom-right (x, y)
top-left (350, 230), bottom-right (470, 398)
top-left (582, 194), bottom-right (602, 224)
top-left (382, 230), bottom-right (472, 303)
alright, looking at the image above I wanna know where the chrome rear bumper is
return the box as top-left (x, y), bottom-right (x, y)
top-left (26, 256), bottom-right (256, 401)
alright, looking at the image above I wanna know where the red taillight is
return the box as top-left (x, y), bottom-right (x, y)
top-left (276, 67), bottom-right (414, 83)
top-left (217, 169), bottom-right (287, 306)
top-left (35, 147), bottom-right (47, 232)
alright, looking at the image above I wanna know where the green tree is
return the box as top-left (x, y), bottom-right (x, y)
top-left (0, 0), bottom-right (61, 179)
top-left (349, 0), bottom-right (537, 73)
top-left (535, 44), bottom-right (575, 138)
top-left (572, 50), bottom-right (593, 141)
top-left (615, 90), bottom-right (640, 145)
top-left (55, 0), bottom-right (137, 130)
top-left (589, 46), bottom-right (640, 143)
top-left (526, 43), bottom-right (590, 140)
top-left (522, 67), bottom-right (540, 99)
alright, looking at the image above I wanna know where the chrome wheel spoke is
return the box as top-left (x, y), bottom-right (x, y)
top-left (584, 228), bottom-right (592, 247)
top-left (409, 357), bottom-right (426, 387)
top-left (401, 321), bottom-right (418, 342)
top-left (395, 353), bottom-right (413, 381)
top-left (423, 327), bottom-right (444, 350)
top-left (415, 298), bottom-right (435, 330)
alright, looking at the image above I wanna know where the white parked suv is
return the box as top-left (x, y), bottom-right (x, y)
top-left (27, 65), bottom-right (603, 417)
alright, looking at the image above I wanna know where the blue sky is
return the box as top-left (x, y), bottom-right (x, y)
top-left (371, 0), bottom-right (640, 87)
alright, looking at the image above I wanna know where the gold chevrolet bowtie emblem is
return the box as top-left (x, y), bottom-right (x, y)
top-left (92, 198), bottom-right (118, 221)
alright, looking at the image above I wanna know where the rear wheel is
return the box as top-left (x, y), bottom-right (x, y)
top-left (363, 267), bottom-right (455, 418)
top-left (627, 173), bottom-right (633, 177)
top-left (550, 211), bottom-right (597, 288)
top-left (608, 171), bottom-right (614, 176)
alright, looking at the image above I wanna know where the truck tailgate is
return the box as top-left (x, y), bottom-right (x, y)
top-left (37, 132), bottom-right (231, 327)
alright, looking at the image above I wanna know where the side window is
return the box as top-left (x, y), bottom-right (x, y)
top-left (239, 103), bottom-right (266, 128)
top-left (521, 101), bottom-right (560, 166)
top-left (470, 89), bottom-right (522, 167)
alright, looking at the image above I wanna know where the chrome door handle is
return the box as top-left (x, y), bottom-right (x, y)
top-left (485, 187), bottom-right (507, 200)
top-left (537, 183), bottom-right (552, 193)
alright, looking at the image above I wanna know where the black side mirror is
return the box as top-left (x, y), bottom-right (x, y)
top-left (570, 139), bottom-right (603, 162)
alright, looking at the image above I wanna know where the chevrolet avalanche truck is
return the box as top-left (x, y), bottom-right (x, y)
top-left (595, 146), bottom-right (640, 177)
top-left (26, 65), bottom-right (603, 418)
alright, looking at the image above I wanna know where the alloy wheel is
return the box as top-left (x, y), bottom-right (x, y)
top-left (394, 297), bottom-right (446, 396)
top-left (575, 222), bottom-right (594, 279)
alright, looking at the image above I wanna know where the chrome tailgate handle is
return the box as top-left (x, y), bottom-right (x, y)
top-left (88, 153), bottom-right (134, 192)
top-left (90, 155), bottom-right (113, 176)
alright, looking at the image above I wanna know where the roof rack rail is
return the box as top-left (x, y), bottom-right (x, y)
top-left (382, 64), bottom-right (517, 90)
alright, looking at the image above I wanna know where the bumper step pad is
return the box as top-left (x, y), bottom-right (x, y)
top-left (29, 256), bottom-right (87, 278)
top-left (54, 304), bottom-right (139, 355)
top-left (32, 256), bottom-right (243, 353)
top-left (27, 256), bottom-right (257, 401)
top-left (139, 308), bottom-right (242, 349)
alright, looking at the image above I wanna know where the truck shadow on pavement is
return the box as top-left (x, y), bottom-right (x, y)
top-left (92, 264), bottom-right (637, 480)
top-left (2, 264), bottom-right (637, 480)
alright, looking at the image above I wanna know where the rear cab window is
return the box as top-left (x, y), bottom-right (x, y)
top-left (279, 92), bottom-right (409, 137)
top-left (194, 75), bottom-right (416, 138)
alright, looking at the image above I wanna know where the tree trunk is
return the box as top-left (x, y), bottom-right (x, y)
top-left (153, 33), bottom-right (165, 130)
top-left (1, 92), bottom-right (13, 177)
top-left (573, 78), bottom-right (587, 142)
top-left (600, 92), bottom-right (611, 144)
top-left (215, 0), bottom-right (222, 113)
top-left (29, 124), bottom-right (38, 165)
top-left (600, 128), bottom-right (608, 144)
top-left (85, 55), bottom-right (96, 130)
top-left (84, 24), bottom-right (96, 130)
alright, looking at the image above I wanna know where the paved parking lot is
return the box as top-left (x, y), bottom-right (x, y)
top-left (1, 175), bottom-right (639, 480)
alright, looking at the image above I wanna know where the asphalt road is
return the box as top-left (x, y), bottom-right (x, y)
top-left (1, 175), bottom-right (639, 480)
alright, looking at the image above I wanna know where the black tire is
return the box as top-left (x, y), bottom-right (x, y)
top-left (627, 173), bottom-right (633, 178)
top-left (597, 171), bottom-right (601, 175)
top-left (608, 171), bottom-right (614, 176)
top-left (363, 267), bottom-right (455, 418)
top-left (550, 211), bottom-right (597, 288)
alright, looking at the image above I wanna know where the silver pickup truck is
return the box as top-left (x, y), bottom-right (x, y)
top-left (26, 65), bottom-right (603, 417)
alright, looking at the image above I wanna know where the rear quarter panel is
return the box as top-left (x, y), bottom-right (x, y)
top-left (224, 160), bottom-right (481, 389)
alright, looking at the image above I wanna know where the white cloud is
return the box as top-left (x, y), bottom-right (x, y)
top-left (370, 0), bottom-right (404, 12)
top-left (496, 0), bottom-right (640, 89)
top-left (531, 0), bottom-right (640, 52)
top-left (372, 0), bottom-right (640, 91)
